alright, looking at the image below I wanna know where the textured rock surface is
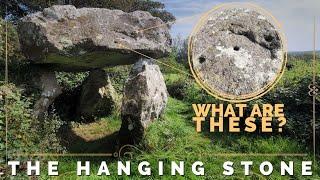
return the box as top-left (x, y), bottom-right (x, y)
top-left (191, 8), bottom-right (284, 97)
top-left (119, 59), bottom-right (168, 143)
top-left (77, 69), bottom-right (119, 121)
top-left (18, 5), bottom-right (171, 70)
top-left (33, 70), bottom-right (62, 118)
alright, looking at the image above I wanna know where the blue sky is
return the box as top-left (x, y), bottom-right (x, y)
top-left (159, 0), bottom-right (320, 51)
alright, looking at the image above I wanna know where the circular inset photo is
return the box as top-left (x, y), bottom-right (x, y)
top-left (188, 3), bottom-right (287, 102)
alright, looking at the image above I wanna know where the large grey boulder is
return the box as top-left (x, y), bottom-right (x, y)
top-left (190, 7), bottom-right (284, 98)
top-left (119, 59), bottom-right (168, 143)
top-left (77, 69), bottom-right (119, 121)
top-left (33, 70), bottom-right (62, 119)
top-left (18, 5), bottom-right (171, 71)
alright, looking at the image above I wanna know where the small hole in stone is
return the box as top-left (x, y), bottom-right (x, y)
top-left (233, 46), bottom-right (240, 51)
top-left (199, 56), bottom-right (206, 64)
top-left (264, 35), bottom-right (273, 42)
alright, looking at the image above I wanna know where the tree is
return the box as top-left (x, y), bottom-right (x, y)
top-left (1, 0), bottom-right (175, 23)
top-left (0, 18), bottom-right (23, 66)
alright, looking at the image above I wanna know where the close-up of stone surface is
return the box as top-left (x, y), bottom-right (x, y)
top-left (18, 5), bottom-right (171, 71)
top-left (119, 59), bottom-right (168, 143)
top-left (77, 69), bottom-right (119, 121)
top-left (191, 8), bottom-right (284, 97)
top-left (32, 70), bottom-right (62, 119)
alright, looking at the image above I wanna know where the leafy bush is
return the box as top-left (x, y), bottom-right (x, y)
top-left (165, 73), bottom-right (190, 100)
top-left (0, 19), bottom-right (24, 66)
top-left (262, 60), bottom-right (320, 147)
top-left (0, 83), bottom-right (65, 164)
top-left (104, 65), bottom-right (131, 94)
top-left (36, 111), bottom-right (66, 153)
top-left (56, 71), bottom-right (89, 91)
top-left (0, 83), bottom-right (35, 163)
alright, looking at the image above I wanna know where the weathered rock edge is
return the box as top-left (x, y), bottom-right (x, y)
top-left (119, 59), bottom-right (168, 144)
top-left (18, 5), bottom-right (171, 71)
top-left (77, 69), bottom-right (119, 121)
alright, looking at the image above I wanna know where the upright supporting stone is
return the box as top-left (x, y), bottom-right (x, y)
top-left (77, 69), bottom-right (119, 121)
top-left (33, 70), bottom-right (62, 119)
top-left (119, 59), bottom-right (168, 144)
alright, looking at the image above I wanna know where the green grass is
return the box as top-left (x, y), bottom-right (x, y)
top-left (61, 115), bottom-right (121, 154)
top-left (38, 98), bottom-right (320, 179)
top-left (71, 115), bottom-right (121, 142)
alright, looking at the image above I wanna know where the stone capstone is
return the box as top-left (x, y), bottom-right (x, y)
top-left (190, 7), bottom-right (284, 97)
top-left (77, 69), bottom-right (119, 121)
top-left (119, 59), bottom-right (168, 143)
top-left (18, 5), bottom-right (171, 70)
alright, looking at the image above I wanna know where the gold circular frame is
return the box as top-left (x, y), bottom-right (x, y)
top-left (188, 2), bottom-right (288, 103)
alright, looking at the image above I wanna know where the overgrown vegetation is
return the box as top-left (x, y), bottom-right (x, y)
top-left (56, 71), bottom-right (89, 91)
top-left (263, 60), bottom-right (320, 146)
top-left (104, 65), bottom-right (132, 94)
top-left (0, 83), bottom-right (65, 164)
top-left (0, 19), bottom-right (23, 66)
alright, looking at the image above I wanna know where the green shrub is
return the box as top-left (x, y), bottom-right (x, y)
top-left (165, 73), bottom-right (190, 100)
top-left (262, 60), bottom-right (320, 146)
top-left (0, 83), bottom-right (65, 164)
top-left (36, 111), bottom-right (66, 153)
top-left (104, 65), bottom-right (132, 94)
top-left (158, 52), bottom-right (189, 74)
top-left (0, 19), bottom-right (24, 66)
top-left (56, 71), bottom-right (89, 91)
top-left (0, 83), bottom-right (35, 162)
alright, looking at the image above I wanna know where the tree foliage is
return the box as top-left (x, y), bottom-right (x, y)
top-left (0, 18), bottom-right (23, 66)
top-left (1, 0), bottom-right (175, 23)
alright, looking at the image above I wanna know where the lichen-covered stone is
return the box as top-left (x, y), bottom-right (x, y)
top-left (190, 8), bottom-right (284, 97)
top-left (119, 59), bottom-right (168, 143)
top-left (18, 5), bottom-right (171, 71)
top-left (33, 70), bottom-right (62, 119)
top-left (77, 69), bottom-right (119, 121)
